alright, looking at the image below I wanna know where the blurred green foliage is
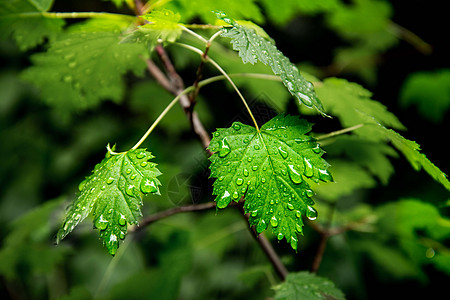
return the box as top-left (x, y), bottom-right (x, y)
top-left (1, 0), bottom-right (449, 299)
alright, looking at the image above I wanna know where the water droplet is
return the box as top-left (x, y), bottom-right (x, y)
top-left (247, 157), bottom-right (253, 162)
top-left (118, 214), bottom-right (126, 226)
top-left (303, 158), bottom-right (314, 177)
top-left (236, 178), bottom-right (244, 186)
top-left (306, 189), bottom-right (314, 198)
top-left (295, 223), bottom-right (303, 233)
top-left (213, 131), bottom-right (220, 137)
top-left (312, 144), bottom-right (321, 154)
top-left (278, 147), bottom-right (288, 159)
top-left (256, 219), bottom-right (267, 233)
top-left (254, 144), bottom-right (260, 150)
top-left (108, 208), bottom-right (113, 214)
top-left (277, 232), bottom-right (284, 240)
top-left (306, 206), bottom-right (318, 220)
top-left (125, 185), bottom-right (135, 196)
top-left (217, 190), bottom-right (231, 208)
top-left (296, 92), bottom-right (312, 107)
top-left (291, 236), bottom-right (298, 251)
top-left (270, 199), bottom-right (274, 205)
top-left (106, 177), bottom-right (114, 185)
top-left (232, 123), bottom-right (241, 131)
top-left (261, 177), bottom-right (266, 183)
top-left (95, 215), bottom-right (108, 230)
top-left (219, 138), bottom-right (231, 158)
top-left (288, 165), bottom-right (303, 184)
top-left (218, 175), bottom-right (225, 181)
top-left (319, 169), bottom-right (333, 182)
top-left (140, 178), bottom-right (158, 193)
top-left (63, 75), bottom-right (72, 83)
top-left (252, 165), bottom-right (258, 171)
top-left (243, 169), bottom-right (249, 177)
top-left (270, 216), bottom-right (278, 227)
top-left (140, 161), bottom-right (148, 167)
top-left (232, 191), bottom-right (239, 199)
top-left (78, 179), bottom-right (87, 191)
top-left (126, 168), bottom-right (132, 174)
top-left (68, 61), bottom-right (77, 68)
top-left (251, 210), bottom-right (258, 217)
top-left (130, 174), bottom-right (136, 180)
top-left (287, 203), bottom-right (294, 210)
top-left (136, 152), bottom-right (146, 159)
top-left (119, 231), bottom-right (126, 239)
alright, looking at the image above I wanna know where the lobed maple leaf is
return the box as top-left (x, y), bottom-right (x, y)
top-left (57, 148), bottom-right (162, 255)
top-left (209, 114), bottom-right (332, 250)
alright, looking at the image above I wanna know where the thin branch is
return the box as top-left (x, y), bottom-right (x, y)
top-left (131, 202), bottom-right (218, 231)
top-left (311, 203), bottom-right (335, 273)
top-left (236, 204), bottom-right (288, 281)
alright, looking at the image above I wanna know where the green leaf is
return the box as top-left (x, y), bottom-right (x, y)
top-left (312, 160), bottom-right (376, 201)
top-left (21, 31), bottom-right (147, 113)
top-left (208, 114), bottom-right (332, 250)
top-left (314, 77), bottom-right (405, 140)
top-left (164, 0), bottom-right (264, 24)
top-left (400, 69), bottom-right (450, 123)
top-left (273, 271), bottom-right (346, 300)
top-left (0, 0), bottom-right (64, 50)
top-left (122, 9), bottom-right (182, 51)
top-left (379, 127), bottom-right (450, 191)
top-left (57, 148), bottom-right (162, 255)
top-left (259, 0), bottom-right (341, 25)
top-left (0, 198), bottom-right (67, 279)
top-left (217, 12), bottom-right (326, 115)
top-left (324, 136), bottom-right (398, 185)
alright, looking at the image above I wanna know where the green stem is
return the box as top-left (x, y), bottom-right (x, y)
top-left (130, 86), bottom-right (194, 150)
top-left (198, 73), bottom-right (281, 87)
top-left (175, 42), bottom-right (260, 131)
top-left (316, 124), bottom-right (364, 141)
top-left (13, 11), bottom-right (136, 21)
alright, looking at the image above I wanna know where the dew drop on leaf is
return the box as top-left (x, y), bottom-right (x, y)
top-left (232, 123), bottom-right (241, 131)
top-left (106, 177), bottom-right (114, 185)
top-left (270, 216), bottom-right (279, 227)
top-left (236, 178), bottom-right (244, 186)
top-left (306, 206), bottom-right (318, 220)
top-left (78, 179), bottom-right (87, 191)
top-left (303, 157), bottom-right (314, 177)
top-left (136, 152), bottom-right (146, 159)
top-left (232, 191), bottom-right (240, 199)
top-left (140, 178), bottom-right (158, 194)
top-left (118, 214), bottom-right (126, 226)
top-left (95, 215), bottom-right (108, 230)
top-left (287, 203), bottom-right (295, 210)
top-left (288, 164), bottom-right (303, 184)
top-left (243, 169), bottom-right (249, 177)
top-left (312, 144), bottom-right (321, 154)
top-left (278, 147), bottom-right (288, 159)
top-left (277, 232), bottom-right (284, 240)
top-left (256, 219), bottom-right (267, 233)
top-left (219, 138), bottom-right (231, 157)
top-left (251, 210), bottom-right (258, 217)
top-left (125, 185), bottom-right (135, 196)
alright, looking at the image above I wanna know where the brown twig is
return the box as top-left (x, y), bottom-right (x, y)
top-left (131, 202), bottom-right (217, 231)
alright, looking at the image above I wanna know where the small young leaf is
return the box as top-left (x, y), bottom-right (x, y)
top-left (57, 148), bottom-right (162, 255)
top-left (122, 9), bottom-right (182, 51)
top-left (273, 271), bottom-right (346, 300)
top-left (208, 114), bottom-right (332, 250)
top-left (216, 12), bottom-right (326, 115)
